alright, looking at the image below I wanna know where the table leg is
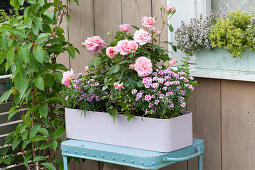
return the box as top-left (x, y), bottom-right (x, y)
top-left (198, 155), bottom-right (203, 170)
top-left (63, 156), bottom-right (68, 170)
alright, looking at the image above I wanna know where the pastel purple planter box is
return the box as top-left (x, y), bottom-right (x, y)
top-left (65, 108), bottom-right (193, 152)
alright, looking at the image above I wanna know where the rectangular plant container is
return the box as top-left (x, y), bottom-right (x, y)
top-left (65, 108), bottom-right (193, 152)
top-left (196, 48), bottom-right (255, 73)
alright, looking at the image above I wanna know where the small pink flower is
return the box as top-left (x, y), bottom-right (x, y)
top-left (62, 69), bottom-right (74, 88)
top-left (114, 82), bottom-right (119, 88)
top-left (166, 4), bottom-right (175, 13)
top-left (85, 66), bottom-right (89, 72)
top-left (116, 40), bottom-right (130, 55)
top-left (155, 31), bottom-right (161, 35)
top-left (118, 83), bottom-right (123, 89)
top-left (132, 89), bottom-right (137, 94)
top-left (134, 29), bottom-right (152, 45)
top-left (106, 47), bottom-right (118, 58)
top-left (169, 59), bottom-right (176, 66)
top-left (129, 64), bottom-right (134, 69)
top-left (128, 41), bottom-right (138, 51)
top-left (83, 36), bottom-right (105, 54)
top-left (119, 24), bottom-right (130, 32)
top-left (141, 16), bottom-right (156, 30)
top-left (65, 96), bottom-right (69, 101)
top-left (134, 56), bottom-right (153, 77)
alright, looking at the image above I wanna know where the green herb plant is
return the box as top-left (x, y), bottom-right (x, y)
top-left (210, 10), bottom-right (253, 57)
top-left (0, 0), bottom-right (79, 169)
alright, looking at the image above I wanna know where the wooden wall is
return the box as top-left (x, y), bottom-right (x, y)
top-left (60, 0), bottom-right (255, 170)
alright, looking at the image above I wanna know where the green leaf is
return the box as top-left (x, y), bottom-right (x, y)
top-left (38, 128), bottom-right (49, 137)
top-left (39, 104), bottom-right (48, 117)
top-left (49, 140), bottom-right (58, 151)
top-left (66, 45), bottom-right (75, 59)
top-left (172, 45), bottom-right (177, 52)
top-left (29, 135), bottom-right (46, 142)
top-left (43, 10), bottom-right (53, 20)
top-left (74, 0), bottom-right (79, 5)
top-left (109, 65), bottom-right (120, 74)
top-left (18, 0), bottom-right (24, 5)
top-left (35, 76), bottom-right (44, 91)
top-left (102, 85), bottom-right (108, 91)
top-left (40, 143), bottom-right (49, 150)
top-left (35, 33), bottom-right (50, 44)
top-left (22, 131), bottom-right (29, 140)
top-left (0, 89), bottom-right (12, 104)
top-left (92, 57), bottom-right (100, 66)
top-left (30, 124), bottom-right (41, 138)
top-left (137, 80), bottom-right (143, 87)
top-left (109, 109), bottom-right (118, 123)
top-left (41, 163), bottom-right (56, 170)
top-left (168, 24), bottom-right (174, 32)
top-left (33, 45), bottom-right (44, 63)
top-left (12, 137), bottom-right (22, 150)
top-left (24, 154), bottom-right (32, 166)
top-left (54, 127), bottom-right (65, 139)
top-left (8, 108), bottom-right (19, 121)
top-left (34, 156), bottom-right (46, 161)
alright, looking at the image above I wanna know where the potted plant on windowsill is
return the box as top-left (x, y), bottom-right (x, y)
top-left (61, 5), bottom-right (197, 152)
top-left (175, 10), bottom-right (255, 73)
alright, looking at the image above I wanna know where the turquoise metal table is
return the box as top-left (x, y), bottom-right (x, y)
top-left (61, 139), bottom-right (204, 170)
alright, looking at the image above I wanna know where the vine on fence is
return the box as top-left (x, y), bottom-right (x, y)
top-left (0, 0), bottom-right (79, 169)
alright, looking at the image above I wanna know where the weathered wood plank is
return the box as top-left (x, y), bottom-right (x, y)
top-left (187, 78), bottom-right (221, 170)
top-left (221, 80), bottom-right (255, 170)
top-left (0, 112), bottom-right (22, 124)
top-left (0, 102), bottom-right (12, 113)
top-left (152, 0), bottom-right (168, 50)
top-left (0, 120), bottom-right (22, 135)
top-left (122, 0), bottom-right (152, 32)
top-left (69, 0), bottom-right (94, 73)
top-left (94, 0), bottom-right (122, 45)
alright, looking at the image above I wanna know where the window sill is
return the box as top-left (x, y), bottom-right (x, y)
top-left (189, 64), bottom-right (255, 82)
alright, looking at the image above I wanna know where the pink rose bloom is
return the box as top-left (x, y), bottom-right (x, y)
top-left (119, 24), bottom-right (130, 32)
top-left (118, 83), bottom-right (123, 89)
top-left (62, 69), bottom-right (74, 88)
top-left (141, 16), bottom-right (156, 30)
top-left (114, 82), bottom-right (119, 88)
top-left (169, 59), bottom-right (176, 66)
top-left (134, 57), bottom-right (153, 77)
top-left (134, 29), bottom-right (152, 45)
top-left (166, 4), bottom-right (175, 13)
top-left (116, 40), bottom-right (130, 55)
top-left (128, 41), bottom-right (138, 51)
top-left (129, 64), bottom-right (134, 69)
top-left (106, 47), bottom-right (118, 58)
top-left (83, 36), bottom-right (105, 54)
top-left (155, 30), bottom-right (161, 35)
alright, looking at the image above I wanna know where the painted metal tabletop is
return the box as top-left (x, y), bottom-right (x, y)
top-left (61, 139), bottom-right (204, 169)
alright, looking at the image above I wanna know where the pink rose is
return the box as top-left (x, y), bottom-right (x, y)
top-left (128, 41), bottom-right (138, 51)
top-left (134, 29), bottom-right (152, 45)
top-left (134, 57), bottom-right (153, 77)
top-left (155, 31), bottom-right (161, 35)
top-left (114, 82), bottom-right (119, 88)
top-left (62, 69), bottom-right (74, 88)
top-left (83, 36), bottom-right (105, 54)
top-left (169, 59), bottom-right (176, 66)
top-left (141, 16), bottom-right (156, 30)
top-left (166, 4), bottom-right (175, 13)
top-left (129, 64), bottom-right (134, 69)
top-left (119, 24), bottom-right (130, 32)
top-left (116, 40), bottom-right (130, 55)
top-left (106, 47), bottom-right (118, 58)
top-left (118, 83), bottom-right (123, 89)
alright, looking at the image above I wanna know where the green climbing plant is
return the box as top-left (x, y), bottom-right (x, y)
top-left (0, 0), bottom-right (79, 169)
